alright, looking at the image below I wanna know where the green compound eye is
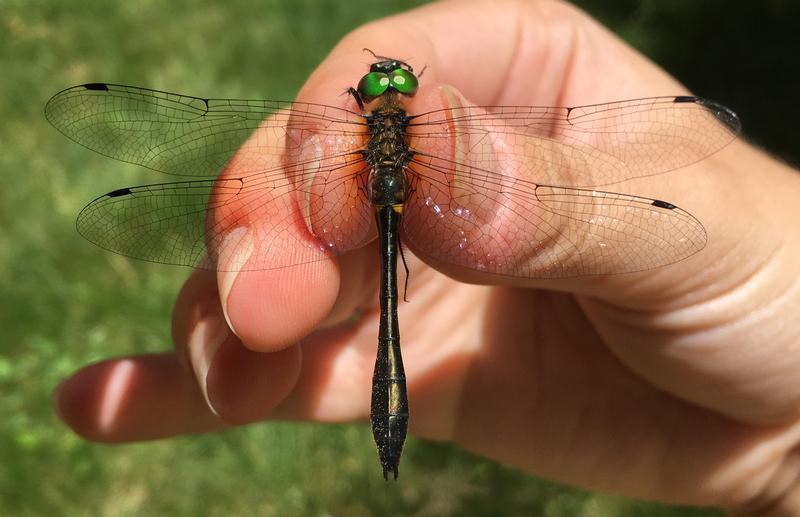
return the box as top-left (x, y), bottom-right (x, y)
top-left (390, 68), bottom-right (418, 95)
top-left (357, 72), bottom-right (390, 99)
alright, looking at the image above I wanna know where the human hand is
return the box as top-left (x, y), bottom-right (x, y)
top-left (55, 1), bottom-right (800, 513)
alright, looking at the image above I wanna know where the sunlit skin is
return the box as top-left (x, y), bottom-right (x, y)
top-left (55, 0), bottom-right (800, 514)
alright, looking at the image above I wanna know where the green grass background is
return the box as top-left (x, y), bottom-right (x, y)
top-left (1, 1), bottom-right (797, 515)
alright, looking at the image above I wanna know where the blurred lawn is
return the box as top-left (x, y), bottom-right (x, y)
top-left (2, 0), bottom-right (795, 515)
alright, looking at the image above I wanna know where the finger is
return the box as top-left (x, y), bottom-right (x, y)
top-left (53, 351), bottom-right (302, 439)
top-left (173, 270), bottom-right (302, 422)
top-left (57, 316), bottom-right (381, 440)
top-left (57, 288), bottom-right (374, 440)
top-left (54, 354), bottom-right (221, 441)
top-left (61, 268), bottom-right (326, 436)
top-left (54, 326), bottom-right (378, 441)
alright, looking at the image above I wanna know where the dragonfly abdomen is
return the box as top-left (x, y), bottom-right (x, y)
top-left (371, 204), bottom-right (408, 480)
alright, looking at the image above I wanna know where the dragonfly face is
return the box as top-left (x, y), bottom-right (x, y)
top-left (45, 53), bottom-right (741, 480)
top-left (356, 58), bottom-right (419, 103)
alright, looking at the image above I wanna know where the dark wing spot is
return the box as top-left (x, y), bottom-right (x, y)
top-left (652, 199), bottom-right (676, 210)
top-left (696, 98), bottom-right (742, 133)
top-left (82, 83), bottom-right (110, 91)
top-left (673, 96), bottom-right (742, 134)
top-left (106, 188), bottom-right (133, 198)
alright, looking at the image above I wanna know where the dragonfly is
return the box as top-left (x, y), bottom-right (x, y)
top-left (45, 52), bottom-right (740, 480)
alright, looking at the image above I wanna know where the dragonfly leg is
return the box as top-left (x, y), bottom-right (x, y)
top-left (346, 86), bottom-right (365, 111)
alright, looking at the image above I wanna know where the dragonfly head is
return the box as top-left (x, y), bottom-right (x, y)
top-left (357, 58), bottom-right (419, 102)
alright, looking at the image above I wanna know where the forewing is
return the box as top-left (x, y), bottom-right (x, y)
top-left (407, 96), bottom-right (740, 188)
top-left (45, 82), bottom-right (366, 177)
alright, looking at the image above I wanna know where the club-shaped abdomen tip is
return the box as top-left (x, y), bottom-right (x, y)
top-left (377, 443), bottom-right (401, 480)
top-left (382, 464), bottom-right (399, 481)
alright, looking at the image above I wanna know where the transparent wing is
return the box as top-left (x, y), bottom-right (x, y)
top-left (45, 82), bottom-right (366, 177)
top-left (407, 96), bottom-right (740, 187)
top-left (48, 85), bottom-right (736, 276)
top-left (404, 154), bottom-right (706, 278)
top-left (76, 152), bottom-right (375, 271)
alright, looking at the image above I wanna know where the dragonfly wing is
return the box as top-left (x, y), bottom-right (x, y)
top-left (45, 83), bottom-right (367, 178)
top-left (404, 155), bottom-right (706, 279)
top-left (77, 152), bottom-right (374, 271)
top-left (407, 96), bottom-right (740, 187)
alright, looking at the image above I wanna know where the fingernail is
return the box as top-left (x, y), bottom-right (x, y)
top-left (188, 310), bottom-right (230, 416)
top-left (216, 227), bottom-right (254, 337)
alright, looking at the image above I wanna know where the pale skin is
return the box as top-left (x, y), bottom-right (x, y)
top-left (55, 1), bottom-right (800, 514)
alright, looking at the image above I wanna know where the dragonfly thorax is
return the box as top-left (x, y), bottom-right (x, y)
top-left (364, 94), bottom-right (413, 207)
